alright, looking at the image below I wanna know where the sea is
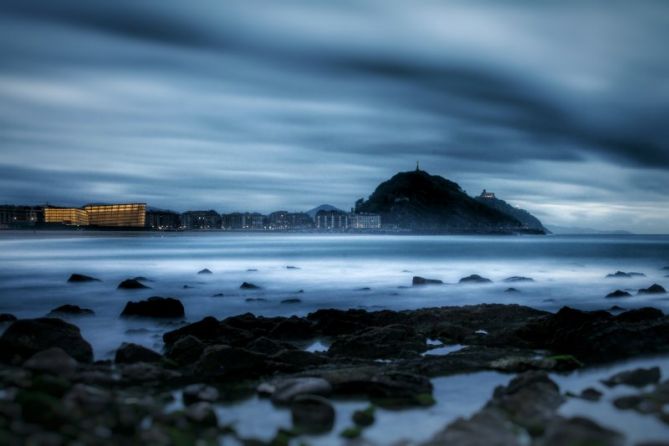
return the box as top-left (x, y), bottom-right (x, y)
top-left (1, 231), bottom-right (668, 444)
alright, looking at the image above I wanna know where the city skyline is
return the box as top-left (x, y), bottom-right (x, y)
top-left (1, 1), bottom-right (668, 233)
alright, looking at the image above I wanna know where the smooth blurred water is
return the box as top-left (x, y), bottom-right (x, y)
top-left (0, 231), bottom-right (668, 359)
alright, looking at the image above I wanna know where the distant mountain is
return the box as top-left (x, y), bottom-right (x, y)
top-left (354, 169), bottom-right (524, 233)
top-left (475, 191), bottom-right (549, 234)
top-left (546, 225), bottom-right (633, 235)
top-left (307, 204), bottom-right (343, 219)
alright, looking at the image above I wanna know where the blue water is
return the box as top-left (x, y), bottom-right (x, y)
top-left (1, 231), bottom-right (668, 358)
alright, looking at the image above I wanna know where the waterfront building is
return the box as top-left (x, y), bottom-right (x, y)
top-left (83, 203), bottom-right (146, 227)
top-left (315, 210), bottom-right (349, 230)
top-left (268, 211), bottom-right (289, 230)
top-left (349, 213), bottom-right (381, 230)
top-left (44, 207), bottom-right (89, 226)
top-left (145, 209), bottom-right (181, 230)
top-left (0, 205), bottom-right (44, 228)
top-left (221, 212), bottom-right (267, 230)
top-left (181, 210), bottom-right (222, 229)
top-left (286, 212), bottom-right (314, 230)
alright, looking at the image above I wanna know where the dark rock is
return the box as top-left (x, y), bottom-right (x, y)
top-left (246, 337), bottom-right (295, 356)
top-left (459, 274), bottom-right (492, 284)
top-left (165, 335), bottom-right (205, 365)
top-left (352, 406), bottom-right (375, 427)
top-left (286, 266), bottom-right (300, 270)
top-left (120, 296), bottom-right (185, 318)
top-left (602, 367), bottom-right (661, 388)
top-left (504, 287), bottom-right (520, 293)
top-left (423, 408), bottom-right (520, 446)
top-left (266, 377), bottom-right (332, 404)
top-left (212, 293), bottom-right (224, 297)
top-left (246, 297), bottom-right (267, 302)
top-left (271, 349), bottom-right (328, 371)
top-left (67, 273), bottom-right (101, 283)
top-left (193, 345), bottom-right (272, 379)
top-left (0, 318), bottom-right (93, 363)
top-left (115, 342), bottom-right (162, 364)
top-left (328, 324), bottom-right (426, 359)
top-left (412, 276), bottom-right (443, 285)
top-left (638, 284), bottom-right (666, 294)
top-left (356, 287), bottom-right (372, 291)
top-left (269, 316), bottom-right (316, 340)
top-left (197, 268), bottom-right (212, 274)
top-left (609, 305), bottom-right (625, 312)
top-left (504, 276), bottom-right (534, 283)
top-left (616, 307), bottom-right (664, 323)
top-left (291, 395), bottom-right (335, 434)
top-left (183, 383), bottom-right (219, 405)
top-left (613, 395), bottom-right (643, 410)
top-left (541, 417), bottom-right (624, 446)
top-left (163, 316), bottom-right (254, 346)
top-left (240, 282), bottom-right (261, 289)
top-left (183, 284), bottom-right (193, 289)
top-left (579, 387), bottom-right (603, 401)
top-left (606, 289), bottom-right (632, 298)
top-left (184, 402), bottom-right (218, 427)
top-left (0, 313), bottom-right (17, 322)
top-left (24, 347), bottom-right (78, 378)
top-left (607, 271), bottom-right (646, 278)
top-left (281, 298), bottom-right (302, 304)
top-left (117, 278), bottom-right (150, 290)
top-left (47, 304), bottom-right (95, 316)
top-left (247, 268), bottom-right (258, 272)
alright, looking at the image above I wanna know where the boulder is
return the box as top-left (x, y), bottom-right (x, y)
top-left (47, 304), bottom-right (95, 316)
top-left (541, 417), bottom-right (624, 446)
top-left (67, 273), bottom-right (101, 283)
top-left (412, 276), bottom-right (443, 285)
top-left (269, 317), bottom-right (316, 340)
top-left (266, 377), bottom-right (332, 404)
top-left (606, 290), bottom-right (632, 298)
top-left (271, 350), bottom-right (328, 371)
top-left (638, 284), bottom-right (666, 294)
top-left (616, 307), bottom-right (664, 323)
top-left (24, 347), bottom-right (79, 378)
top-left (281, 298), bottom-right (302, 304)
top-left (115, 343), bottom-right (162, 364)
top-left (197, 268), bottom-right (212, 274)
top-left (503, 276), bottom-right (534, 283)
top-left (0, 313), bottom-right (17, 322)
top-left (291, 395), bottom-right (335, 434)
top-left (0, 318), bottom-right (93, 363)
top-left (184, 402), bottom-right (218, 427)
top-left (163, 316), bottom-right (253, 346)
top-left (246, 337), bottom-right (295, 356)
top-left (193, 345), bottom-right (272, 379)
top-left (120, 296), bottom-right (184, 318)
top-left (504, 288), bottom-right (520, 293)
top-left (286, 266), bottom-right (300, 270)
top-left (328, 324), bottom-right (426, 359)
top-left (602, 367), bottom-right (661, 388)
top-left (165, 335), bottom-right (205, 365)
top-left (578, 387), bottom-right (603, 401)
top-left (459, 274), bottom-right (492, 284)
top-left (117, 278), bottom-right (150, 289)
top-left (240, 282), bottom-right (260, 289)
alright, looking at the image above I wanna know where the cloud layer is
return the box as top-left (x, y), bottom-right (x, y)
top-left (1, 0), bottom-right (668, 232)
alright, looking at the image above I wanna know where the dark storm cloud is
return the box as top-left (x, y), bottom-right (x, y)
top-left (1, 0), bottom-right (668, 232)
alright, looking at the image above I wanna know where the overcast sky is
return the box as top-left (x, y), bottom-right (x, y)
top-left (1, 1), bottom-right (668, 232)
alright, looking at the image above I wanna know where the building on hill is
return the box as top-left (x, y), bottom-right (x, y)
top-left (480, 189), bottom-right (496, 199)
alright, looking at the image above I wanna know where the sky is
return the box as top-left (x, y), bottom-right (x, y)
top-left (0, 1), bottom-right (668, 233)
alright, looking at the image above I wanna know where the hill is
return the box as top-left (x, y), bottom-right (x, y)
top-left (475, 191), bottom-right (548, 234)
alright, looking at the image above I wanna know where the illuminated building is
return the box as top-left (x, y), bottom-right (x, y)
top-left (315, 210), bottom-right (349, 230)
top-left (44, 207), bottom-right (89, 226)
top-left (83, 203), bottom-right (146, 227)
top-left (349, 213), bottom-right (381, 230)
top-left (181, 210), bottom-right (222, 229)
top-left (480, 189), bottom-right (496, 199)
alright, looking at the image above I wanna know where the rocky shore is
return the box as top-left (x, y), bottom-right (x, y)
top-left (1, 298), bottom-right (669, 445)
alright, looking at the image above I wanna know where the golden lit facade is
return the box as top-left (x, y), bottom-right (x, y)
top-left (44, 208), bottom-right (89, 226)
top-left (83, 203), bottom-right (146, 227)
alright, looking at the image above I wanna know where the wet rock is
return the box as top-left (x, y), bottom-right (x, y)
top-left (281, 298), bottom-right (302, 304)
top-left (352, 406), bottom-right (375, 427)
top-left (613, 395), bottom-right (643, 410)
top-left (356, 287), bottom-right (372, 291)
top-left (267, 377), bottom-right (332, 404)
top-left (197, 268), bottom-right (212, 274)
top-left (607, 271), bottom-right (645, 278)
top-left (541, 416), bottom-right (624, 446)
top-left (423, 409), bottom-right (521, 446)
top-left (412, 276), bottom-right (443, 285)
top-left (120, 296), bottom-right (185, 318)
top-left (602, 367), bottom-right (661, 388)
top-left (246, 337), bottom-right (295, 356)
top-left (606, 289), bottom-right (632, 298)
top-left (328, 324), bottom-right (426, 359)
top-left (0, 313), bottom-right (17, 322)
top-left (247, 268), bottom-right (258, 272)
top-left (183, 383), bottom-right (220, 405)
top-left (165, 335), bottom-right (205, 365)
top-left (286, 266), bottom-right (300, 270)
top-left (193, 345), bottom-right (272, 379)
top-left (117, 278), bottom-right (150, 289)
top-left (120, 362), bottom-right (180, 384)
top-left (163, 316), bottom-right (254, 346)
top-left (246, 297), bottom-right (267, 302)
top-left (15, 388), bottom-right (68, 428)
top-left (291, 395), bottom-right (335, 434)
top-left (616, 307), bottom-right (664, 323)
top-left (459, 274), bottom-right (492, 284)
top-left (240, 282), bottom-right (260, 289)
top-left (504, 287), bottom-right (520, 293)
top-left (504, 276), bottom-right (534, 282)
top-left (47, 304), bottom-right (95, 316)
top-left (212, 293), bottom-right (224, 297)
top-left (24, 347), bottom-right (79, 378)
top-left (184, 401), bottom-right (218, 427)
top-left (115, 343), bottom-right (162, 364)
top-left (269, 316), bottom-right (316, 340)
top-left (609, 305), bottom-right (625, 312)
top-left (0, 317), bottom-right (93, 363)
top-left (67, 273), bottom-right (101, 283)
top-left (638, 284), bottom-right (666, 294)
top-left (579, 387), bottom-right (603, 401)
top-left (271, 350), bottom-right (328, 371)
